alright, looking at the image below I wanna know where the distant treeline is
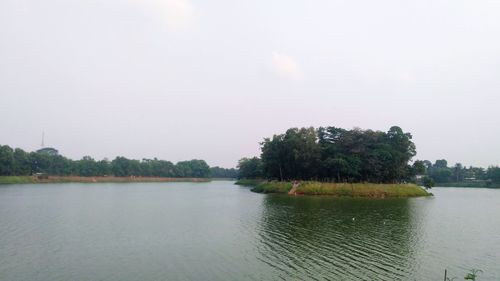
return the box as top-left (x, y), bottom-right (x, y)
top-left (238, 126), bottom-right (421, 183)
top-left (0, 145), bottom-right (237, 178)
top-left (417, 159), bottom-right (500, 187)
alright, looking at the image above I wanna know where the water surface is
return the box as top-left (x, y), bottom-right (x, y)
top-left (0, 182), bottom-right (499, 280)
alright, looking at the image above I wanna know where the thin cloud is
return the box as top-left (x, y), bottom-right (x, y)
top-left (271, 51), bottom-right (302, 80)
top-left (133, 0), bottom-right (195, 30)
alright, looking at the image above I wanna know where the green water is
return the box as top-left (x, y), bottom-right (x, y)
top-left (0, 181), bottom-right (499, 280)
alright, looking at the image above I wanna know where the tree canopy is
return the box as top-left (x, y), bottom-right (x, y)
top-left (421, 159), bottom-right (500, 187)
top-left (237, 157), bottom-right (263, 179)
top-left (0, 144), bottom-right (234, 178)
top-left (237, 126), bottom-right (499, 186)
top-left (239, 126), bottom-right (419, 183)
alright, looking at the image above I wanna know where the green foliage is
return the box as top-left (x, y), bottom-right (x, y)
top-left (422, 176), bottom-right (435, 189)
top-left (111, 157), bottom-right (141, 176)
top-left (487, 166), bottom-right (500, 183)
top-left (418, 159), bottom-right (499, 187)
top-left (434, 159), bottom-right (448, 168)
top-left (13, 148), bottom-right (31, 175)
top-left (0, 145), bottom-right (14, 175)
top-left (431, 167), bottom-right (453, 182)
top-left (0, 144), bottom-right (215, 179)
top-left (210, 166), bottom-right (238, 178)
top-left (250, 181), bottom-right (292, 194)
top-left (176, 160), bottom-right (210, 178)
top-left (443, 268), bottom-right (484, 281)
top-left (255, 126), bottom-right (416, 182)
top-left (261, 127), bottom-right (320, 181)
top-left (464, 269), bottom-right (483, 280)
top-left (412, 160), bottom-right (426, 175)
top-left (234, 179), bottom-right (264, 186)
top-left (77, 156), bottom-right (99, 176)
top-left (237, 157), bottom-right (263, 179)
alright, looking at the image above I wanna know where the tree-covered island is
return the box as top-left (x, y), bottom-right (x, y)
top-left (237, 126), bottom-right (432, 197)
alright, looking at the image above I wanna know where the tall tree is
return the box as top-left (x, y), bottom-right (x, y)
top-left (0, 145), bottom-right (14, 176)
top-left (260, 127), bottom-right (320, 180)
top-left (237, 157), bottom-right (263, 179)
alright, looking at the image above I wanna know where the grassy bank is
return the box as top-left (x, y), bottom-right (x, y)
top-left (0, 176), bottom-right (211, 184)
top-left (236, 180), bottom-right (430, 198)
top-left (0, 176), bottom-right (35, 184)
top-left (234, 179), bottom-right (265, 187)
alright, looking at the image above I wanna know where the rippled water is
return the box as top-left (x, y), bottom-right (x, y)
top-left (0, 182), bottom-right (499, 280)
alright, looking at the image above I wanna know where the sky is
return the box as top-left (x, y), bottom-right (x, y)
top-left (0, 0), bottom-right (499, 168)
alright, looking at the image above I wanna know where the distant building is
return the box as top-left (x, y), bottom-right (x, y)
top-left (37, 131), bottom-right (59, 156)
top-left (36, 147), bottom-right (59, 156)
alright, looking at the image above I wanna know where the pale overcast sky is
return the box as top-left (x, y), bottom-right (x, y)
top-left (1, 0), bottom-right (499, 168)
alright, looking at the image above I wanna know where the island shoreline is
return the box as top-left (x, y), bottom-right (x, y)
top-left (236, 179), bottom-right (431, 198)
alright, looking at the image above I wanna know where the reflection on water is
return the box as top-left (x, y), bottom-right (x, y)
top-left (0, 183), bottom-right (499, 280)
top-left (257, 195), bottom-right (419, 280)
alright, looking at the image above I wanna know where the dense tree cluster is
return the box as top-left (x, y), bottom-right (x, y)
top-left (419, 159), bottom-right (500, 186)
top-left (209, 166), bottom-right (238, 178)
top-left (236, 125), bottom-right (500, 186)
top-left (0, 144), bottom-right (235, 178)
top-left (239, 126), bottom-right (421, 183)
top-left (237, 157), bottom-right (263, 179)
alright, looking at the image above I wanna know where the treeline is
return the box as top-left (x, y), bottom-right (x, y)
top-left (210, 166), bottom-right (238, 178)
top-left (418, 159), bottom-right (500, 187)
top-left (0, 144), bottom-right (237, 178)
top-left (238, 126), bottom-right (421, 183)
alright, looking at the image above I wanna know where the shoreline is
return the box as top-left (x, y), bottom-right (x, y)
top-left (236, 180), bottom-right (431, 198)
top-left (435, 182), bottom-right (500, 188)
top-left (0, 176), bottom-right (211, 184)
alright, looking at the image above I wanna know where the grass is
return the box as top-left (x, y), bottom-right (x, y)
top-left (0, 176), bottom-right (35, 184)
top-left (251, 181), bottom-right (292, 194)
top-left (234, 179), bottom-right (265, 187)
top-left (236, 180), bottom-right (430, 198)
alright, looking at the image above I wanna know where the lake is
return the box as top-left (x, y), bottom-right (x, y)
top-left (0, 181), bottom-right (499, 280)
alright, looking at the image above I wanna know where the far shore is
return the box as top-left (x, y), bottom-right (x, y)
top-left (435, 182), bottom-right (500, 189)
top-left (0, 176), bottom-right (212, 184)
top-left (235, 179), bottom-right (431, 198)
